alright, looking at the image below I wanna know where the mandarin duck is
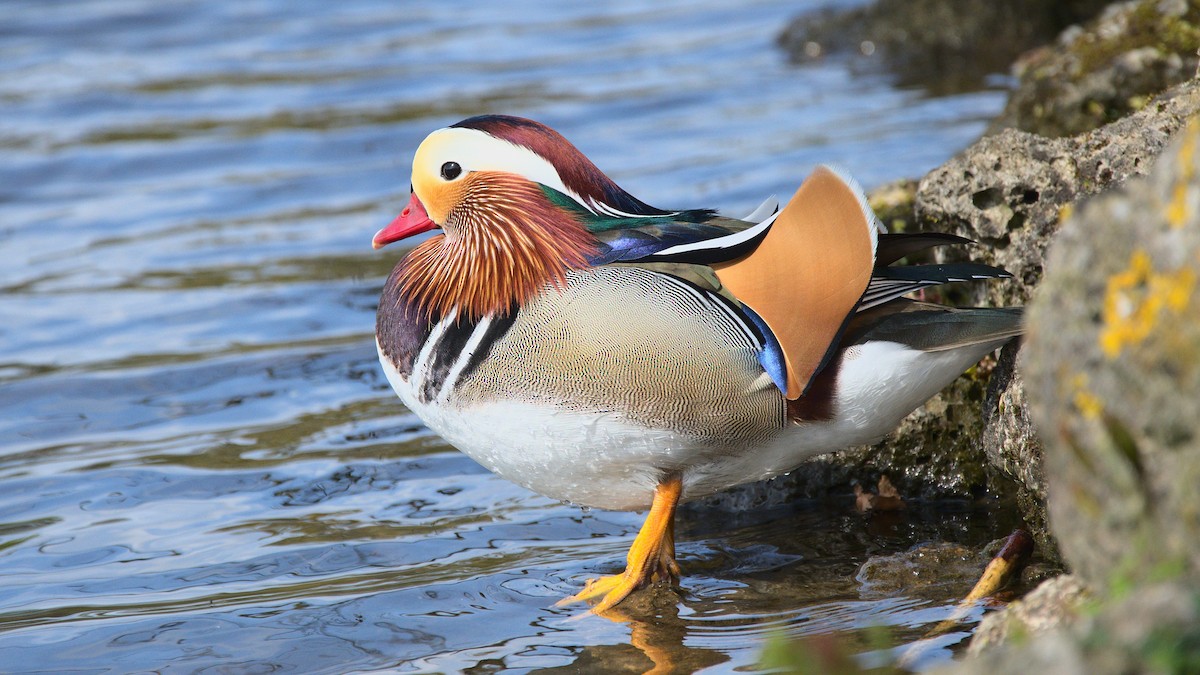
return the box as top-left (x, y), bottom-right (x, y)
top-left (373, 115), bottom-right (1022, 614)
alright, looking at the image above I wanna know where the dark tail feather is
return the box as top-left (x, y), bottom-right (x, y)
top-left (859, 263), bottom-right (1013, 310)
top-left (847, 303), bottom-right (1024, 351)
top-left (875, 232), bottom-right (974, 268)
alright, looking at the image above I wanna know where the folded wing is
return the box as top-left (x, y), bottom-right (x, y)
top-left (712, 166), bottom-right (876, 399)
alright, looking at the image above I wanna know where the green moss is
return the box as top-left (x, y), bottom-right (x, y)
top-left (868, 180), bottom-right (917, 234)
top-left (1003, 0), bottom-right (1200, 136)
top-left (1105, 530), bottom-right (1189, 601)
top-left (1070, 0), bottom-right (1200, 75)
top-left (1141, 595), bottom-right (1200, 675)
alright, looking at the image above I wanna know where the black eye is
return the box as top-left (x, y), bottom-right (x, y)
top-left (440, 161), bottom-right (462, 180)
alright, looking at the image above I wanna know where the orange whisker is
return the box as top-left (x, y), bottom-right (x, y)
top-left (396, 172), bottom-right (598, 321)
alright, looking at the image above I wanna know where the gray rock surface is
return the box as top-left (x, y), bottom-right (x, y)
top-left (917, 78), bottom-right (1200, 308)
top-left (942, 113), bottom-right (1200, 674)
top-left (1023, 114), bottom-right (1200, 588)
top-left (966, 574), bottom-right (1092, 656)
top-left (942, 581), bottom-right (1200, 674)
top-left (979, 343), bottom-right (1054, 557)
top-left (912, 78), bottom-right (1200, 555)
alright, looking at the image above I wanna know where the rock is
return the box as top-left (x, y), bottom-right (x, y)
top-left (857, 542), bottom-right (987, 599)
top-left (777, 0), bottom-right (1109, 94)
top-left (941, 581), bottom-right (1200, 674)
top-left (991, 0), bottom-right (1200, 137)
top-left (917, 78), bottom-right (1200, 309)
top-left (966, 574), bottom-right (1092, 655)
top-left (912, 79), bottom-right (1200, 549)
top-left (1023, 114), bottom-right (1200, 588)
top-left (980, 343), bottom-right (1057, 560)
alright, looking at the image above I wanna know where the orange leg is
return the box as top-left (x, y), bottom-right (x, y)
top-left (557, 473), bottom-right (683, 614)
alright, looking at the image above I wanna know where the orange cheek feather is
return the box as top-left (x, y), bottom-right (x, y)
top-left (394, 172), bottom-right (598, 321)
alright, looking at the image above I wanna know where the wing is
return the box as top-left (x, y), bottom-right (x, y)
top-left (875, 232), bottom-right (971, 266)
top-left (844, 301), bottom-right (1024, 351)
top-left (859, 262), bottom-right (1014, 310)
top-left (571, 166), bottom-right (880, 400)
top-left (538, 185), bottom-right (781, 267)
top-left (861, 233), bottom-right (1013, 310)
top-left (560, 172), bottom-right (1014, 402)
top-left (712, 166), bottom-right (877, 399)
top-left (588, 210), bottom-right (786, 266)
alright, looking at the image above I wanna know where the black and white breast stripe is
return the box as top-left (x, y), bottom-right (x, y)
top-left (409, 309), bottom-right (517, 404)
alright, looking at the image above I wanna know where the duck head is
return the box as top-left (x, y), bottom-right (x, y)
top-left (374, 115), bottom-right (666, 321)
top-left (373, 115), bottom-right (667, 248)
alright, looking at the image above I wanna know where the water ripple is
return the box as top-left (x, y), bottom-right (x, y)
top-left (0, 0), bottom-right (1012, 671)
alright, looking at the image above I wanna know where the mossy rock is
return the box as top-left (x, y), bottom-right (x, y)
top-left (1024, 115), bottom-right (1200, 589)
top-left (777, 0), bottom-right (1109, 95)
top-left (992, 0), bottom-right (1200, 138)
top-left (942, 581), bottom-right (1200, 674)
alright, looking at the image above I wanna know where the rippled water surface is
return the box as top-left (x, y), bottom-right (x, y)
top-left (1, 1), bottom-right (1012, 672)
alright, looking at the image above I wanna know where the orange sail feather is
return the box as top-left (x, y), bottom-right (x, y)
top-left (713, 166), bottom-right (875, 399)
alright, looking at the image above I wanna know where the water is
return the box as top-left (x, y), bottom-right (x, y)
top-left (0, 1), bottom-right (1011, 672)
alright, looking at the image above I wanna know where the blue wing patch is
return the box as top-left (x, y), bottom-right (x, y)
top-left (538, 185), bottom-right (771, 266)
top-left (739, 304), bottom-right (788, 395)
top-left (589, 221), bottom-right (739, 265)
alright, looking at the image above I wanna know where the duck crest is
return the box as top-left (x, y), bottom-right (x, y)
top-left (452, 115), bottom-right (670, 217)
top-left (395, 171), bottom-right (599, 322)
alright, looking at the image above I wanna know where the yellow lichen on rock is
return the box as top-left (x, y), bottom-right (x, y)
top-left (1069, 373), bottom-right (1104, 420)
top-left (1099, 249), bottom-right (1196, 359)
top-left (1057, 202), bottom-right (1074, 225)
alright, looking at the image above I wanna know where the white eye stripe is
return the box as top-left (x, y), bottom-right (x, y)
top-left (414, 127), bottom-right (599, 213)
